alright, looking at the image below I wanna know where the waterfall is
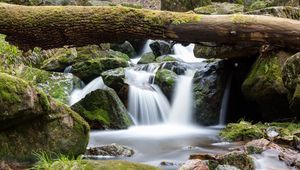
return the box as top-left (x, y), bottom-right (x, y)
top-left (219, 73), bottom-right (233, 125)
top-left (168, 70), bottom-right (195, 124)
top-left (171, 44), bottom-right (205, 63)
top-left (126, 65), bottom-right (171, 125)
top-left (69, 77), bottom-right (106, 106)
top-left (130, 40), bottom-right (153, 64)
top-left (64, 65), bottom-right (72, 74)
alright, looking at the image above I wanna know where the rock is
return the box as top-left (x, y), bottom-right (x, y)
top-left (161, 0), bottom-right (211, 12)
top-left (215, 165), bottom-right (241, 170)
top-left (194, 2), bottom-right (244, 14)
top-left (160, 61), bottom-right (190, 75)
top-left (111, 0), bottom-right (161, 10)
top-left (217, 151), bottom-right (254, 170)
top-left (266, 127), bottom-right (280, 138)
top-left (247, 6), bottom-right (300, 20)
top-left (244, 138), bottom-right (272, 154)
top-left (111, 41), bottom-right (136, 58)
top-left (72, 58), bottom-right (129, 84)
top-left (179, 159), bottom-right (209, 170)
top-left (85, 143), bottom-right (134, 157)
top-left (149, 40), bottom-right (172, 57)
top-left (137, 52), bottom-right (156, 64)
top-left (193, 43), bottom-right (259, 59)
top-left (219, 121), bottom-right (264, 141)
top-left (189, 153), bottom-right (217, 160)
top-left (71, 88), bottom-right (132, 129)
top-left (242, 50), bottom-right (291, 121)
top-left (14, 65), bottom-right (81, 104)
top-left (156, 55), bottom-right (180, 62)
top-left (0, 73), bottom-right (89, 162)
top-left (154, 69), bottom-right (177, 100)
top-left (193, 60), bottom-right (230, 125)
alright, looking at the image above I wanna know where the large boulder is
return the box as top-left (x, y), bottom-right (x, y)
top-left (72, 58), bottom-right (129, 83)
top-left (111, 41), bottom-right (136, 58)
top-left (71, 88), bottom-right (132, 129)
top-left (14, 65), bottom-right (81, 104)
top-left (154, 69), bottom-right (178, 100)
top-left (0, 73), bottom-right (89, 162)
top-left (137, 52), bottom-right (156, 64)
top-left (161, 0), bottom-right (211, 12)
top-left (86, 143), bottom-right (134, 157)
top-left (193, 60), bottom-right (230, 125)
top-left (242, 50), bottom-right (292, 121)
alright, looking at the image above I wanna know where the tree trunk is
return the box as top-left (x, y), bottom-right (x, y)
top-left (0, 3), bottom-right (300, 51)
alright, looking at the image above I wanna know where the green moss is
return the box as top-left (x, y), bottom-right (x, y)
top-left (231, 14), bottom-right (256, 24)
top-left (219, 121), bottom-right (265, 141)
top-left (138, 52), bottom-right (156, 64)
top-left (156, 56), bottom-right (177, 62)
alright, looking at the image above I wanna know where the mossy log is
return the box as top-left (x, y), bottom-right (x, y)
top-left (0, 3), bottom-right (300, 50)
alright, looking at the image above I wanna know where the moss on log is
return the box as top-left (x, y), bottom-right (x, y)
top-left (0, 3), bottom-right (300, 50)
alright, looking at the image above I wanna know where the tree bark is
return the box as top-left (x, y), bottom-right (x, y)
top-left (0, 3), bottom-right (300, 50)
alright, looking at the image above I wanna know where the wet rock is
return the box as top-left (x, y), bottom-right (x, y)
top-left (217, 151), bottom-right (254, 170)
top-left (71, 88), bottom-right (132, 129)
top-left (215, 165), bottom-right (241, 170)
top-left (179, 159), bottom-right (209, 170)
top-left (0, 73), bottom-right (89, 162)
top-left (149, 40), bottom-right (172, 57)
top-left (138, 52), bottom-right (156, 64)
top-left (159, 61), bottom-right (189, 75)
top-left (189, 153), bottom-right (217, 160)
top-left (266, 127), bottom-right (280, 138)
top-left (86, 143), bottom-right (134, 157)
top-left (154, 69), bottom-right (178, 100)
top-left (156, 55), bottom-right (180, 62)
top-left (244, 139), bottom-right (273, 154)
top-left (193, 59), bottom-right (230, 125)
top-left (72, 58), bottom-right (129, 84)
top-left (194, 2), bottom-right (244, 14)
top-left (244, 0), bottom-right (299, 11)
top-left (161, 0), bottom-right (211, 12)
top-left (242, 50), bottom-right (292, 121)
top-left (111, 41), bottom-right (136, 58)
top-left (160, 161), bottom-right (175, 166)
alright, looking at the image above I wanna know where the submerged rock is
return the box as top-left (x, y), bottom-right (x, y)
top-left (71, 88), bottom-right (132, 129)
top-left (0, 73), bottom-right (89, 162)
top-left (85, 143), bottom-right (134, 157)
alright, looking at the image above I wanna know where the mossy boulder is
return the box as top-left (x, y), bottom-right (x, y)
top-left (242, 51), bottom-right (291, 121)
top-left (0, 73), bottom-right (89, 162)
top-left (101, 67), bottom-right (128, 106)
top-left (219, 121), bottom-right (265, 141)
top-left (217, 151), bottom-right (254, 170)
top-left (154, 69), bottom-right (177, 100)
top-left (194, 2), bottom-right (244, 14)
top-left (14, 65), bottom-right (81, 104)
top-left (138, 52), bottom-right (156, 64)
top-left (71, 88), bottom-right (132, 129)
top-left (156, 55), bottom-right (179, 62)
top-left (72, 58), bottom-right (129, 83)
top-left (41, 46), bottom-right (129, 73)
top-left (244, 0), bottom-right (299, 12)
top-left (161, 0), bottom-right (211, 12)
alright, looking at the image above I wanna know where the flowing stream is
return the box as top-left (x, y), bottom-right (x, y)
top-left (69, 41), bottom-right (294, 170)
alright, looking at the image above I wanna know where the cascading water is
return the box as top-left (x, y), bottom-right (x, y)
top-left (168, 70), bottom-right (195, 125)
top-left (171, 44), bottom-right (204, 63)
top-left (69, 76), bottom-right (106, 106)
top-left (131, 40), bottom-right (153, 64)
top-left (219, 73), bottom-right (233, 125)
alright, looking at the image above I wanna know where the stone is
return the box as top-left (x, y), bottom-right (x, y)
top-left (247, 6), bottom-right (300, 20)
top-left (161, 0), bottom-right (211, 12)
top-left (149, 40), bottom-right (172, 57)
top-left (85, 143), bottom-right (134, 157)
top-left (179, 159), bottom-right (209, 170)
top-left (138, 52), bottom-right (156, 64)
top-left (154, 69), bottom-right (177, 100)
top-left (217, 151), bottom-right (254, 170)
top-left (71, 88), bottom-right (132, 129)
top-left (111, 41), bottom-right (136, 58)
top-left (194, 2), bottom-right (244, 15)
top-left (215, 165), bottom-right (241, 170)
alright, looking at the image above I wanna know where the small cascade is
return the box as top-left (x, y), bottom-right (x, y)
top-left (64, 65), bottom-right (72, 74)
top-left (168, 70), bottom-right (195, 124)
top-left (131, 40), bottom-right (153, 64)
top-left (219, 73), bottom-right (233, 125)
top-left (126, 64), bottom-right (171, 125)
top-left (69, 77), bottom-right (106, 106)
top-left (171, 44), bottom-right (205, 63)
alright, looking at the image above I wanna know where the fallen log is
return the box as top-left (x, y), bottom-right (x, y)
top-left (0, 3), bottom-right (300, 50)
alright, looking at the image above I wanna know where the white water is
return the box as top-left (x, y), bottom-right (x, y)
top-left (171, 44), bottom-right (205, 63)
top-left (69, 76), bottom-right (106, 106)
top-left (168, 70), bottom-right (195, 125)
top-left (219, 73), bottom-right (233, 125)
